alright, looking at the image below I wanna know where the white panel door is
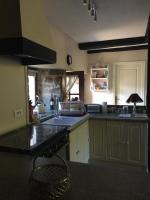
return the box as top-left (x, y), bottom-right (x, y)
top-left (115, 61), bottom-right (145, 105)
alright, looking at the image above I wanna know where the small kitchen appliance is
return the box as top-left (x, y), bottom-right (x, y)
top-left (59, 101), bottom-right (86, 116)
top-left (86, 104), bottom-right (101, 113)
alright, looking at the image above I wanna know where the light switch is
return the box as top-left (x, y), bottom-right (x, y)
top-left (14, 109), bottom-right (23, 119)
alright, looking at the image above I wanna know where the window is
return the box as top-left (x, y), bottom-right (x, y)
top-left (28, 70), bottom-right (37, 106)
top-left (66, 71), bottom-right (84, 101)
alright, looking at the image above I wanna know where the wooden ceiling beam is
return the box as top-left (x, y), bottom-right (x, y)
top-left (79, 37), bottom-right (147, 51)
top-left (145, 15), bottom-right (150, 42)
top-left (87, 44), bottom-right (148, 54)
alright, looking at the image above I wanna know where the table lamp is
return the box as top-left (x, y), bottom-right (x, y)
top-left (126, 93), bottom-right (143, 114)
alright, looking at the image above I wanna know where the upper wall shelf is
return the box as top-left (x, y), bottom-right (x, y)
top-left (90, 65), bottom-right (109, 91)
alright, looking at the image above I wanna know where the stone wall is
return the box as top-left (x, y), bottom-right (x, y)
top-left (36, 69), bottom-right (65, 111)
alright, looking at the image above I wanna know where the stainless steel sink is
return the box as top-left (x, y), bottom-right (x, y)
top-left (42, 116), bottom-right (83, 126)
top-left (118, 113), bottom-right (132, 118)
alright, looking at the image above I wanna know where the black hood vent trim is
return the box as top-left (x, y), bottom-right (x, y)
top-left (0, 37), bottom-right (56, 65)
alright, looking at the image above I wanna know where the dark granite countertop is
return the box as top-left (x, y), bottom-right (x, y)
top-left (89, 113), bottom-right (149, 122)
top-left (0, 124), bottom-right (68, 155)
top-left (0, 112), bottom-right (148, 155)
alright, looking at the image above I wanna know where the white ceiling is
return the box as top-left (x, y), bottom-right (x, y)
top-left (44, 0), bottom-right (150, 43)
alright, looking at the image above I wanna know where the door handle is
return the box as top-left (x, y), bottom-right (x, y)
top-left (115, 96), bottom-right (120, 104)
top-left (76, 150), bottom-right (80, 155)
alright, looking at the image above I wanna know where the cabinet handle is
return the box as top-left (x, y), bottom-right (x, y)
top-left (120, 141), bottom-right (126, 144)
top-left (76, 150), bottom-right (80, 155)
top-left (120, 140), bottom-right (129, 145)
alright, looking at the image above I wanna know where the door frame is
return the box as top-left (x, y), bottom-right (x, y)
top-left (113, 61), bottom-right (146, 105)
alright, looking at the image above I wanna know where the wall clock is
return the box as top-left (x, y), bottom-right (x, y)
top-left (66, 54), bottom-right (72, 65)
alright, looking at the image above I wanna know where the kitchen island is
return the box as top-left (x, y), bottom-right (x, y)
top-left (0, 124), bottom-right (68, 155)
top-left (0, 113), bottom-right (149, 199)
top-left (0, 113), bottom-right (148, 164)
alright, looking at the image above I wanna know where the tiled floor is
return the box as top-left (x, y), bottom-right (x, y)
top-left (0, 152), bottom-right (150, 200)
top-left (89, 159), bottom-right (148, 173)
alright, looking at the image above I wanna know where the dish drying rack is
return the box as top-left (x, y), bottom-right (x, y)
top-left (59, 101), bottom-right (86, 116)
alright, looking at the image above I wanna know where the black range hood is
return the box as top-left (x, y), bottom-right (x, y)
top-left (0, 0), bottom-right (56, 65)
top-left (0, 37), bottom-right (56, 65)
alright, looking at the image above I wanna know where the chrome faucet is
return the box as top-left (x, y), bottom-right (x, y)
top-left (54, 96), bottom-right (60, 118)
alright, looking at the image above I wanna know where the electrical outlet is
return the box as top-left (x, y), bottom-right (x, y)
top-left (14, 109), bottom-right (23, 119)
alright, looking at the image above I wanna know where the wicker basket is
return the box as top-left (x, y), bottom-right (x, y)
top-left (30, 153), bottom-right (71, 200)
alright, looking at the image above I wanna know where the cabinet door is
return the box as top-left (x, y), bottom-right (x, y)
top-left (89, 119), bottom-right (107, 160)
top-left (107, 121), bottom-right (126, 162)
top-left (69, 120), bottom-right (89, 163)
top-left (69, 128), bottom-right (79, 162)
top-left (126, 122), bottom-right (147, 166)
top-left (77, 120), bottom-right (89, 163)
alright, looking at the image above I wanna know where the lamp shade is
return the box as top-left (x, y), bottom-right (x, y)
top-left (126, 93), bottom-right (143, 103)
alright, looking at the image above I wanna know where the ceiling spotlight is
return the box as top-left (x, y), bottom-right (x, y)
top-left (88, 0), bottom-right (92, 11)
top-left (91, 3), bottom-right (95, 16)
top-left (83, 0), bottom-right (87, 5)
top-left (81, 0), bottom-right (98, 22)
top-left (94, 10), bottom-right (97, 22)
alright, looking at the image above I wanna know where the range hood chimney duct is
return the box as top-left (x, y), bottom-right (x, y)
top-left (0, 0), bottom-right (56, 65)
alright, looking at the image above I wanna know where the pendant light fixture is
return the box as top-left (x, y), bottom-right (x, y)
top-left (94, 10), bottom-right (97, 22)
top-left (91, 3), bottom-right (95, 16)
top-left (82, 0), bottom-right (87, 5)
top-left (81, 0), bottom-right (98, 22)
top-left (88, 0), bottom-right (92, 11)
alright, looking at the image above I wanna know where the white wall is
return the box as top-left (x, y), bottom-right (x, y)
top-left (20, 0), bottom-right (87, 72)
top-left (85, 50), bottom-right (148, 104)
top-left (0, 57), bottom-right (27, 135)
top-left (0, 0), bottom-right (88, 135)
top-left (65, 36), bottom-right (88, 72)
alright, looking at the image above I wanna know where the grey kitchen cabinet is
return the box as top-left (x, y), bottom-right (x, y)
top-left (69, 120), bottom-right (89, 163)
top-left (126, 122), bottom-right (147, 165)
top-left (89, 119), bottom-right (148, 166)
top-left (107, 120), bottom-right (126, 162)
top-left (89, 119), bottom-right (107, 161)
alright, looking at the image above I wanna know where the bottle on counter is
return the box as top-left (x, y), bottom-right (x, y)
top-left (50, 94), bottom-right (54, 110)
top-left (29, 100), bottom-right (40, 123)
top-left (102, 101), bottom-right (108, 113)
top-left (29, 100), bottom-right (34, 122)
top-left (54, 95), bottom-right (60, 117)
top-left (38, 103), bottom-right (45, 113)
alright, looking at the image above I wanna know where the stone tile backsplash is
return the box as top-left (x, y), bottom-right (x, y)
top-left (36, 69), bottom-right (65, 112)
